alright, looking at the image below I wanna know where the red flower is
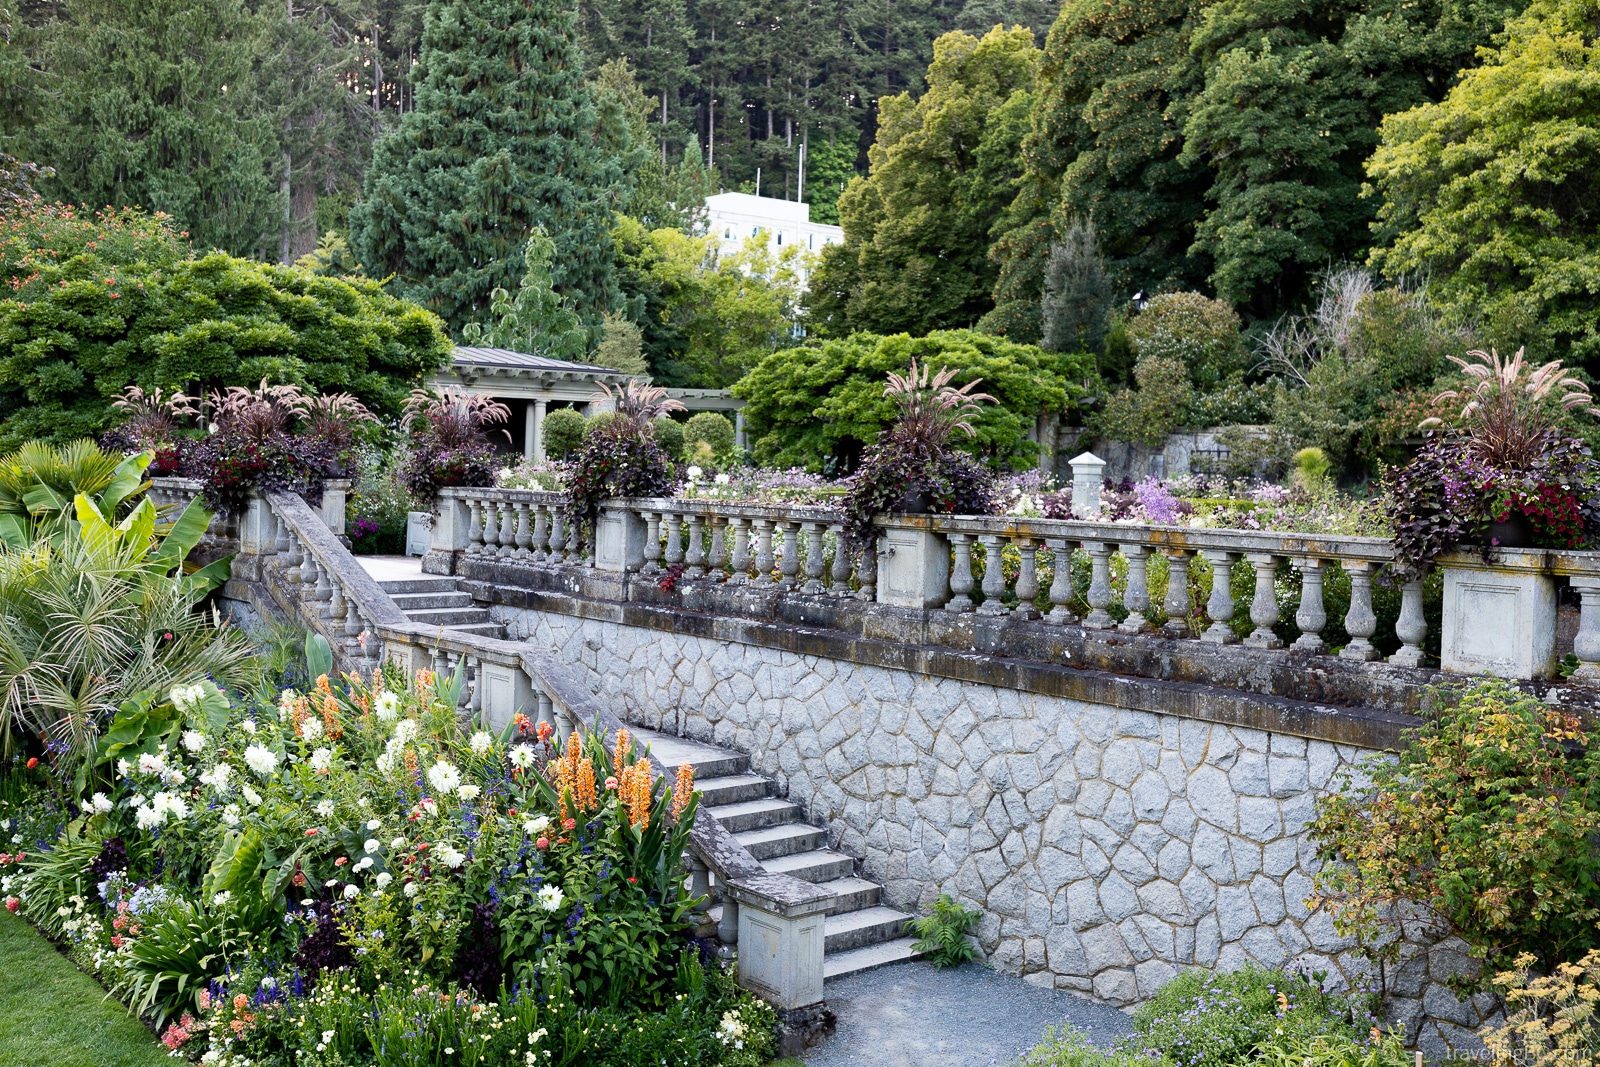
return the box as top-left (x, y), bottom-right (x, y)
top-left (24, 758), bottom-right (36, 769)
top-left (334, 856), bottom-right (348, 867)
top-left (304, 829), bottom-right (319, 836)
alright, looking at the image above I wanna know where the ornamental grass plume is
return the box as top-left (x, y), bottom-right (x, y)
top-left (1425, 347), bottom-right (1595, 470)
top-left (672, 763), bottom-right (694, 822)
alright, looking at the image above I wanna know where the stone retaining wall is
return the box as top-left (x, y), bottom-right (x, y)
top-left (492, 601), bottom-right (1497, 1055)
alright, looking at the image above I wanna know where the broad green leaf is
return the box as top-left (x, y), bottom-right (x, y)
top-left (305, 632), bottom-right (334, 682)
top-left (152, 497), bottom-right (214, 570)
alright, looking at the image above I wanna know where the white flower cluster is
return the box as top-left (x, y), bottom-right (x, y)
top-left (375, 691), bottom-right (401, 722)
top-left (717, 1009), bottom-right (748, 1050)
top-left (199, 763), bottom-right (233, 794)
top-left (537, 884), bottom-right (564, 912)
top-left (169, 683), bottom-right (207, 714)
top-left (134, 791), bottom-right (190, 829)
top-left (427, 760), bottom-right (461, 796)
top-left (469, 730), bottom-right (493, 756)
top-left (244, 744), bottom-right (278, 777)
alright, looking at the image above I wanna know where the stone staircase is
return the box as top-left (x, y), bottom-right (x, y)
top-left (637, 729), bottom-right (923, 980)
top-left (374, 574), bottom-right (504, 639)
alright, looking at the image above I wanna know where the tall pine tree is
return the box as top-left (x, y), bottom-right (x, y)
top-left (348, 0), bottom-right (620, 335)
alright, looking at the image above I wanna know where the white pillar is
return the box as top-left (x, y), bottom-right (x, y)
top-left (1070, 452), bottom-right (1106, 519)
top-left (735, 411), bottom-right (747, 450)
top-left (530, 398), bottom-right (547, 462)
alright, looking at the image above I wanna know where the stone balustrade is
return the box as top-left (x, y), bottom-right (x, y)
top-left (425, 488), bottom-right (1600, 686)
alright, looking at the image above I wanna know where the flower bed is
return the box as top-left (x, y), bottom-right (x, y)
top-left (0, 659), bottom-right (774, 1066)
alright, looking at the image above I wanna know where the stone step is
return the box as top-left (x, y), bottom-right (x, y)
top-left (824, 906), bottom-right (911, 954)
top-left (632, 732), bottom-right (749, 780)
top-left (707, 797), bottom-right (800, 833)
top-left (762, 848), bottom-right (856, 884)
top-left (391, 591), bottom-right (475, 610)
top-left (734, 823), bottom-right (827, 861)
top-left (814, 876), bottom-right (881, 915)
top-left (377, 577), bottom-right (461, 595)
top-left (823, 937), bottom-right (924, 980)
top-left (447, 623), bottom-right (505, 638)
top-left (694, 774), bottom-right (770, 807)
top-left (405, 607), bottom-right (496, 627)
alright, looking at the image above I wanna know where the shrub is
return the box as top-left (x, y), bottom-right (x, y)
top-left (563, 382), bottom-right (682, 534)
top-left (1312, 679), bottom-right (1600, 984)
top-left (907, 894), bottom-right (980, 968)
top-left (1126, 292), bottom-right (1245, 392)
top-left (683, 412), bottom-right (736, 464)
top-left (541, 408), bottom-right (587, 460)
top-left (652, 415), bottom-right (685, 462)
top-left (1095, 357), bottom-right (1195, 449)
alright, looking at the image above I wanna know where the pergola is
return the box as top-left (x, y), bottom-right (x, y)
top-left (428, 346), bottom-right (746, 461)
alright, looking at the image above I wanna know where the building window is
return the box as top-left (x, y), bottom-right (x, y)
top-left (777, 232), bottom-right (783, 245)
top-left (808, 233), bottom-right (814, 250)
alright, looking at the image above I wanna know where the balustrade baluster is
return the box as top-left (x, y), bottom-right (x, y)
top-left (1161, 550), bottom-right (1193, 637)
top-left (1390, 574), bottom-right (1428, 667)
top-left (1243, 553), bottom-right (1284, 649)
top-left (717, 893), bottom-right (739, 945)
top-left (274, 512), bottom-right (290, 555)
top-left (639, 511), bottom-right (662, 575)
top-left (328, 575), bottom-right (347, 627)
top-left (688, 856), bottom-right (712, 918)
top-left (1292, 558), bottom-right (1327, 653)
top-left (299, 542), bottom-right (319, 586)
top-left (514, 502), bottom-right (532, 558)
top-left (312, 562), bottom-right (333, 610)
top-left (1118, 544), bottom-right (1153, 634)
top-left (855, 538), bottom-right (877, 602)
top-left (829, 527), bottom-right (851, 595)
top-left (1571, 576), bottom-right (1600, 684)
top-left (357, 610), bottom-right (378, 672)
top-left (465, 496), bottom-right (484, 555)
top-left (777, 523), bottom-right (801, 590)
top-left (684, 514), bottom-right (707, 577)
top-left (344, 584), bottom-right (364, 641)
top-left (481, 499), bottom-right (501, 554)
top-left (468, 656), bottom-right (483, 715)
top-left (707, 519), bottom-right (729, 581)
top-left (535, 691), bottom-right (556, 738)
top-left (497, 500), bottom-right (516, 557)
top-left (547, 510), bottom-right (566, 564)
top-left (1082, 542), bottom-right (1115, 629)
top-left (284, 529), bottom-right (304, 583)
top-left (663, 512), bottom-right (685, 569)
top-left (1339, 560), bottom-right (1381, 661)
top-left (947, 534), bottom-right (977, 613)
top-left (566, 514), bottom-right (582, 563)
top-left (802, 523), bottom-right (826, 594)
top-left (752, 521), bottom-right (775, 586)
top-left (729, 519), bottom-right (751, 585)
top-left (1013, 538), bottom-right (1041, 621)
top-left (1200, 550), bottom-right (1240, 644)
top-left (1043, 538), bottom-right (1076, 625)
top-left (977, 534), bottom-right (1008, 616)
top-left (530, 502), bottom-right (550, 562)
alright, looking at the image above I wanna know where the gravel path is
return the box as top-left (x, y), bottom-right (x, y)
top-left (802, 962), bottom-right (1134, 1067)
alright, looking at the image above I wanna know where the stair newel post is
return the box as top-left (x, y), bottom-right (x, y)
top-left (777, 522), bottom-right (801, 590)
top-left (684, 513), bottom-right (707, 577)
top-left (728, 518), bottom-right (751, 585)
top-left (829, 527), bottom-right (852, 595)
top-left (530, 502), bottom-right (550, 562)
top-left (498, 499), bottom-right (517, 557)
top-left (639, 510), bottom-right (663, 575)
top-left (513, 501), bottom-right (531, 559)
top-left (802, 522), bottom-right (826, 593)
top-left (1043, 538), bottom-right (1077, 625)
top-left (707, 518), bottom-right (729, 581)
top-left (465, 495), bottom-right (484, 555)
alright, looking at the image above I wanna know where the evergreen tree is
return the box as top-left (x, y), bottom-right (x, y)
top-left (983, 0), bottom-right (1208, 342)
top-left (348, 0), bottom-right (620, 335)
top-left (1040, 219), bottom-right (1110, 354)
top-left (459, 229), bottom-right (590, 361)
top-left (807, 26), bottom-right (1038, 337)
top-left (14, 0), bottom-right (279, 254)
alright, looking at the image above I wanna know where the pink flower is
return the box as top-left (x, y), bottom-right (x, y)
top-left (3, 897), bottom-right (17, 912)
top-left (535, 837), bottom-right (550, 850)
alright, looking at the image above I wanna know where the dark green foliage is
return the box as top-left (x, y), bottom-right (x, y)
top-left (806, 27), bottom-right (1039, 337)
top-left (542, 408), bottom-right (588, 460)
top-left (907, 893), bottom-right (981, 968)
top-left (650, 415), bottom-right (685, 461)
top-left (683, 411), bottom-right (736, 460)
top-left (1095, 357), bottom-right (1194, 448)
top-left (1040, 221), bottom-right (1110, 354)
top-left (0, 209), bottom-right (450, 449)
top-left (349, 0), bottom-right (621, 336)
top-left (562, 385), bottom-right (680, 531)
top-left (733, 329), bottom-right (1094, 473)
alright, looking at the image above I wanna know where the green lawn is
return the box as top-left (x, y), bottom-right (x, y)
top-left (0, 913), bottom-right (169, 1067)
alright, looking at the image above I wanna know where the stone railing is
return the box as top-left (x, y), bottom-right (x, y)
top-left (427, 488), bottom-right (1600, 686)
top-left (218, 488), bottom-right (832, 1016)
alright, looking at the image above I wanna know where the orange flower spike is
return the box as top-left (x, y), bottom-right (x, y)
top-left (613, 728), bottom-right (632, 769)
top-left (565, 731), bottom-right (581, 763)
top-left (575, 757), bottom-right (598, 811)
top-left (370, 668), bottom-right (385, 694)
top-left (672, 763), bottom-right (695, 822)
top-left (321, 693), bottom-right (342, 740)
top-left (403, 748), bottom-right (419, 777)
top-left (292, 696), bottom-right (310, 737)
top-left (316, 673), bottom-right (333, 698)
top-left (625, 758), bottom-right (653, 827)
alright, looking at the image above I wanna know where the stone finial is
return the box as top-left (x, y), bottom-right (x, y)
top-left (1070, 452), bottom-right (1106, 519)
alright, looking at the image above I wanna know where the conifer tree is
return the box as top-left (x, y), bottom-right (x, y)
top-left (348, 0), bottom-right (620, 335)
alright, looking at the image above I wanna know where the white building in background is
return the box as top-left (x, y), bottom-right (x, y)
top-left (703, 192), bottom-right (843, 284)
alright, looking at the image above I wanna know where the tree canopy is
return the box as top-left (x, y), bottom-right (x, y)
top-left (732, 328), bottom-right (1096, 471)
top-left (0, 206), bottom-right (450, 449)
top-left (1367, 0), bottom-right (1600, 372)
top-left (806, 27), bottom-right (1040, 338)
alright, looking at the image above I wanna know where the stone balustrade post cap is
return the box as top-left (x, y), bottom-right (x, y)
top-left (1069, 452), bottom-right (1105, 469)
